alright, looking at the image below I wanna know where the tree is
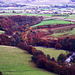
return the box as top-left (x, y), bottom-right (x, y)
top-left (57, 54), bottom-right (67, 63)
top-left (35, 54), bottom-right (46, 63)
top-left (47, 54), bottom-right (50, 60)
top-left (55, 42), bottom-right (62, 49)
top-left (36, 58), bottom-right (48, 69)
top-left (0, 71), bottom-right (2, 75)
top-left (33, 50), bottom-right (45, 57)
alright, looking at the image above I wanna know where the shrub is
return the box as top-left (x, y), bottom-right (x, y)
top-left (36, 58), bottom-right (48, 69)
top-left (45, 61), bottom-right (58, 72)
top-left (31, 56), bottom-right (36, 62)
top-left (31, 47), bottom-right (37, 54)
top-left (53, 65), bottom-right (63, 75)
top-left (69, 67), bottom-right (75, 75)
top-left (0, 34), bottom-right (11, 45)
top-left (25, 45), bottom-right (33, 54)
top-left (25, 45), bottom-right (37, 54)
top-left (51, 57), bottom-right (55, 61)
top-left (61, 66), bottom-right (70, 75)
top-left (0, 71), bottom-right (2, 75)
top-left (17, 42), bottom-right (26, 50)
top-left (57, 54), bottom-right (67, 63)
top-left (47, 54), bottom-right (50, 60)
top-left (33, 50), bottom-right (45, 57)
top-left (55, 42), bottom-right (62, 49)
top-left (35, 54), bottom-right (46, 63)
top-left (66, 52), bottom-right (72, 57)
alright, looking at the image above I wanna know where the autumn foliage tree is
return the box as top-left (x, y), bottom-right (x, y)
top-left (36, 58), bottom-right (48, 69)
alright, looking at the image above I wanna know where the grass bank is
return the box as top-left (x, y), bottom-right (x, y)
top-left (35, 47), bottom-right (68, 61)
top-left (0, 45), bottom-right (56, 75)
top-left (31, 19), bottom-right (74, 27)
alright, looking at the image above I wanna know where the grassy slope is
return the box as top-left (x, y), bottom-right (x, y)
top-left (35, 47), bottom-right (68, 61)
top-left (31, 19), bottom-right (74, 27)
top-left (49, 28), bottom-right (75, 38)
top-left (0, 45), bottom-right (56, 75)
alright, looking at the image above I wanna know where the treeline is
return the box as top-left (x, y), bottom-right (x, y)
top-left (0, 15), bottom-right (75, 74)
top-left (0, 15), bottom-right (75, 51)
top-left (11, 42), bottom-right (75, 75)
top-left (33, 24), bottom-right (75, 29)
top-left (8, 15), bottom-right (43, 26)
top-left (27, 29), bottom-right (75, 52)
top-left (0, 15), bottom-right (43, 35)
top-left (0, 33), bottom-right (75, 75)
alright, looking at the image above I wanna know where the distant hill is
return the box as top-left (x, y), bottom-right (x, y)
top-left (71, 0), bottom-right (75, 2)
top-left (0, 1), bottom-right (4, 4)
top-left (1, 0), bottom-right (69, 4)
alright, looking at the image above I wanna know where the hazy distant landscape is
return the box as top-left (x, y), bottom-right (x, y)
top-left (0, 0), bottom-right (75, 75)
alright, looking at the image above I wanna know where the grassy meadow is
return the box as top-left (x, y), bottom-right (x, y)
top-left (0, 13), bottom-right (52, 17)
top-left (48, 28), bottom-right (75, 38)
top-left (31, 19), bottom-right (74, 27)
top-left (0, 45), bottom-right (56, 75)
top-left (67, 14), bottom-right (75, 20)
top-left (35, 47), bottom-right (69, 61)
top-left (0, 30), bottom-right (4, 34)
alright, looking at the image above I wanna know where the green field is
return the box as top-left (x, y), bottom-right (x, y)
top-left (31, 19), bottom-right (74, 27)
top-left (0, 13), bottom-right (38, 16)
top-left (49, 28), bottom-right (75, 38)
top-left (0, 45), bottom-right (56, 75)
top-left (0, 13), bottom-right (52, 17)
top-left (67, 14), bottom-right (75, 20)
top-left (35, 47), bottom-right (68, 61)
top-left (0, 30), bottom-right (4, 34)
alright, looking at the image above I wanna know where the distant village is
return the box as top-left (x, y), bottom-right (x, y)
top-left (23, 5), bottom-right (75, 14)
top-left (0, 2), bottom-right (75, 15)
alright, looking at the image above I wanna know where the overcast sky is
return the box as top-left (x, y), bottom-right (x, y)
top-left (0, 0), bottom-right (70, 3)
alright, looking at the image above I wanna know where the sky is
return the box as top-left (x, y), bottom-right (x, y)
top-left (0, 0), bottom-right (70, 3)
top-left (0, 0), bottom-right (71, 5)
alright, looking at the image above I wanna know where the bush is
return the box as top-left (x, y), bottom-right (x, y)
top-left (0, 34), bottom-right (11, 45)
top-left (17, 42), bottom-right (26, 50)
top-left (36, 58), bottom-right (48, 69)
top-left (0, 71), bottom-right (2, 75)
top-left (69, 67), bottom-right (75, 75)
top-left (53, 65), bottom-right (63, 75)
top-left (31, 47), bottom-right (37, 54)
top-left (25, 45), bottom-right (37, 54)
top-left (31, 56), bottom-right (36, 62)
top-left (45, 61), bottom-right (58, 72)
top-left (51, 57), bottom-right (55, 61)
top-left (35, 55), bottom-right (46, 63)
top-left (47, 54), bottom-right (50, 60)
top-left (66, 52), bottom-right (72, 57)
top-left (55, 42), bottom-right (62, 49)
top-left (25, 45), bottom-right (33, 54)
top-left (57, 54), bottom-right (67, 63)
top-left (33, 50), bottom-right (45, 57)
